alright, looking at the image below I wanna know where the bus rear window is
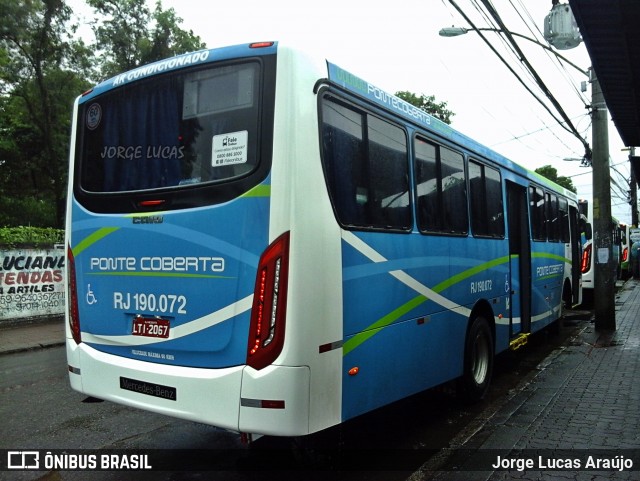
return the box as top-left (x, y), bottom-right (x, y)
top-left (78, 62), bottom-right (261, 194)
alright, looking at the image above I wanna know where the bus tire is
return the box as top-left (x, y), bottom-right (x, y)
top-left (458, 315), bottom-right (494, 403)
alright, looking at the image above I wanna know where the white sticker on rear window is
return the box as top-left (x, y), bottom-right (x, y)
top-left (212, 130), bottom-right (248, 167)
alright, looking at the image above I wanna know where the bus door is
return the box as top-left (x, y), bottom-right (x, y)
top-left (569, 205), bottom-right (581, 304)
top-left (507, 181), bottom-right (531, 336)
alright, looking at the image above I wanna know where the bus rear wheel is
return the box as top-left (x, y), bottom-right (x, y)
top-left (458, 315), bottom-right (494, 403)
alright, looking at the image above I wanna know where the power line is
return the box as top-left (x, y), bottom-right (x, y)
top-left (491, 113), bottom-right (589, 147)
top-left (447, 1), bottom-right (577, 141)
top-left (567, 159), bottom-right (630, 179)
top-left (510, 0), bottom-right (590, 107)
top-left (447, 0), bottom-right (592, 165)
top-left (477, 0), bottom-right (590, 156)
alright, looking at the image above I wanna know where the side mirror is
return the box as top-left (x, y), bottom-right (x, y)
top-left (584, 223), bottom-right (593, 241)
top-left (579, 215), bottom-right (592, 241)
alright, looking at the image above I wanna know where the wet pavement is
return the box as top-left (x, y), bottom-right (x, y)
top-left (0, 315), bottom-right (64, 354)
top-left (411, 279), bottom-right (640, 480)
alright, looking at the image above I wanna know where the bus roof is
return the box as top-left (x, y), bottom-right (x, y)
top-left (325, 60), bottom-right (577, 200)
top-left (77, 40), bottom-right (575, 200)
top-left (79, 42), bottom-right (279, 103)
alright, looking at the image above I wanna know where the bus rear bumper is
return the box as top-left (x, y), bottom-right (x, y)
top-left (66, 342), bottom-right (311, 436)
top-left (67, 342), bottom-right (244, 431)
top-left (239, 364), bottom-right (310, 436)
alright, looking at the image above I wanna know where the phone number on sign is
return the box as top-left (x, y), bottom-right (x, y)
top-left (0, 292), bottom-right (64, 310)
top-left (114, 292), bottom-right (187, 314)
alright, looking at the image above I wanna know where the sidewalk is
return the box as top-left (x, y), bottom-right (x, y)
top-left (412, 278), bottom-right (640, 481)
top-left (0, 316), bottom-right (65, 355)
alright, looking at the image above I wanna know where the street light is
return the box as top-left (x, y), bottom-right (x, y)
top-left (438, 26), bottom-right (588, 76)
top-left (439, 23), bottom-right (590, 157)
top-left (563, 157), bottom-right (591, 167)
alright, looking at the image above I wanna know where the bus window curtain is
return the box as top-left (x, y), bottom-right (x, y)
top-left (102, 81), bottom-right (181, 191)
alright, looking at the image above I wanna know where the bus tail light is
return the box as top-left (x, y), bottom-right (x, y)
top-left (622, 247), bottom-right (629, 263)
top-left (581, 243), bottom-right (592, 274)
top-left (67, 245), bottom-right (82, 344)
top-left (247, 232), bottom-right (290, 370)
top-left (249, 42), bottom-right (274, 49)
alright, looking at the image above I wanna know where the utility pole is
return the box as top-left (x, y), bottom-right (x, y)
top-left (591, 68), bottom-right (616, 331)
top-left (630, 147), bottom-right (638, 226)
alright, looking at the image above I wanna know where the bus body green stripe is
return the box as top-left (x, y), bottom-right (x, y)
top-left (241, 184), bottom-right (271, 198)
top-left (73, 227), bottom-right (120, 257)
top-left (343, 255), bottom-right (512, 357)
top-left (531, 251), bottom-right (571, 263)
top-left (432, 255), bottom-right (511, 294)
top-left (538, 274), bottom-right (563, 281)
top-left (343, 295), bottom-right (427, 356)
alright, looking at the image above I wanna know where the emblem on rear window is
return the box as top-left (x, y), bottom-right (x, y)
top-left (133, 216), bottom-right (164, 224)
top-left (86, 103), bottom-right (102, 130)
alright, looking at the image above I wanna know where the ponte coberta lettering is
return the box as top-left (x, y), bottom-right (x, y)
top-left (90, 256), bottom-right (224, 273)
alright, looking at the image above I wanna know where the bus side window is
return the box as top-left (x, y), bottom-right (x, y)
top-left (367, 116), bottom-right (411, 230)
top-left (440, 147), bottom-right (468, 234)
top-left (469, 160), bottom-right (504, 238)
top-left (415, 138), bottom-right (440, 231)
top-left (320, 96), bottom-right (411, 231)
top-left (529, 186), bottom-right (546, 241)
top-left (415, 137), bottom-right (467, 235)
top-left (559, 197), bottom-right (570, 242)
top-left (321, 123), bottom-right (365, 226)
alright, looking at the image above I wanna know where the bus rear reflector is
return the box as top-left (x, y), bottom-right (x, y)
top-left (67, 245), bottom-right (82, 344)
top-left (137, 199), bottom-right (165, 207)
top-left (240, 398), bottom-right (285, 409)
top-left (247, 232), bottom-right (290, 370)
top-left (581, 243), bottom-right (592, 274)
top-left (249, 42), bottom-right (274, 49)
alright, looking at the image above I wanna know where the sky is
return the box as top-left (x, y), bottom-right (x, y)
top-left (70, 0), bottom-right (633, 223)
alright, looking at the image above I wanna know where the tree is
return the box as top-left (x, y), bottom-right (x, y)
top-left (0, 0), bottom-right (205, 228)
top-left (88, 0), bottom-right (206, 79)
top-left (395, 90), bottom-right (455, 125)
top-left (0, 0), bottom-right (92, 227)
top-left (535, 165), bottom-right (577, 193)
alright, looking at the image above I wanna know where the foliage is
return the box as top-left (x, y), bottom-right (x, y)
top-left (88, 0), bottom-right (206, 79)
top-left (395, 91), bottom-right (455, 125)
top-left (0, 0), bottom-right (93, 227)
top-left (0, 0), bottom-right (204, 228)
top-left (0, 225), bottom-right (64, 247)
top-left (535, 165), bottom-right (577, 193)
top-left (0, 196), bottom-right (58, 228)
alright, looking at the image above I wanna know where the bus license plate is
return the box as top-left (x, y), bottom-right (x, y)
top-left (132, 317), bottom-right (170, 339)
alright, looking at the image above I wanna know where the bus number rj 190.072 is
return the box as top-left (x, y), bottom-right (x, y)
top-left (113, 292), bottom-right (187, 314)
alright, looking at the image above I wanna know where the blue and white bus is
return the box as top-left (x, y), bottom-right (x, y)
top-left (66, 41), bottom-right (582, 438)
